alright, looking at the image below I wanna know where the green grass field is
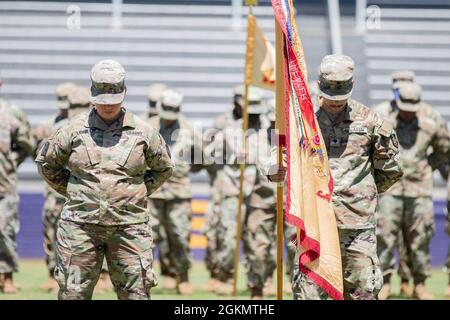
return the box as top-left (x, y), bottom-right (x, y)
top-left (0, 259), bottom-right (448, 300)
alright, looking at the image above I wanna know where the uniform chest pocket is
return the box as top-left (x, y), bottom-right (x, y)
top-left (344, 125), bottom-right (371, 156)
top-left (114, 135), bottom-right (148, 175)
top-left (69, 134), bottom-right (99, 169)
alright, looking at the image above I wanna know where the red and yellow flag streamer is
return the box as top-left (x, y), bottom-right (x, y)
top-left (272, 0), bottom-right (344, 300)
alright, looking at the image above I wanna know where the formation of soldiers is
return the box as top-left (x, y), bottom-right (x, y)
top-left (0, 53), bottom-right (449, 300)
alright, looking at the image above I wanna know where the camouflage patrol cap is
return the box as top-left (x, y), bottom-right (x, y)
top-left (148, 83), bottom-right (167, 114)
top-left (148, 83), bottom-right (168, 102)
top-left (233, 84), bottom-right (245, 98)
top-left (236, 86), bottom-right (266, 114)
top-left (55, 82), bottom-right (77, 110)
top-left (318, 54), bottom-right (354, 101)
top-left (266, 98), bottom-right (276, 121)
top-left (68, 86), bottom-right (91, 107)
top-left (397, 82), bottom-right (422, 112)
top-left (391, 70), bottom-right (415, 89)
top-left (159, 88), bottom-right (183, 120)
top-left (90, 59), bottom-right (126, 105)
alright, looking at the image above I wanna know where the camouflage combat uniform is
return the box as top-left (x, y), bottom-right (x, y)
top-left (32, 82), bottom-right (76, 276)
top-left (138, 83), bottom-right (177, 281)
top-left (203, 86), bottom-right (244, 281)
top-left (291, 55), bottom-right (402, 300)
top-left (375, 84), bottom-right (450, 287)
top-left (242, 122), bottom-right (277, 294)
top-left (0, 101), bottom-right (33, 274)
top-left (35, 60), bottom-right (173, 300)
top-left (263, 98), bottom-right (297, 284)
top-left (147, 89), bottom-right (203, 287)
top-left (203, 87), bottom-right (264, 290)
top-left (0, 99), bottom-right (33, 274)
top-left (373, 71), bottom-right (415, 285)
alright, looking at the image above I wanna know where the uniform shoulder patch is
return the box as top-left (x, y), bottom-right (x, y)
top-left (378, 120), bottom-right (393, 137)
top-left (40, 141), bottom-right (50, 156)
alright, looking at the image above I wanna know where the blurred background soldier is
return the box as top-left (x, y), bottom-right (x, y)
top-left (140, 83), bottom-right (167, 120)
top-left (240, 98), bottom-right (275, 299)
top-left (373, 71), bottom-right (415, 296)
top-left (374, 71), bottom-right (415, 117)
top-left (139, 83), bottom-right (178, 290)
top-left (264, 99), bottom-right (296, 296)
top-left (376, 83), bottom-right (450, 300)
top-left (0, 75), bottom-right (34, 294)
top-left (205, 87), bottom-right (263, 296)
top-left (33, 82), bottom-right (76, 149)
top-left (202, 84), bottom-right (244, 292)
top-left (148, 88), bottom-right (203, 295)
top-left (32, 82), bottom-right (76, 293)
top-left (308, 81), bottom-right (321, 112)
top-left (0, 94), bottom-right (33, 294)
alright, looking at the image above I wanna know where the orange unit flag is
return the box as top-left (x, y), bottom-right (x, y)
top-left (245, 15), bottom-right (276, 91)
top-left (272, 0), bottom-right (344, 300)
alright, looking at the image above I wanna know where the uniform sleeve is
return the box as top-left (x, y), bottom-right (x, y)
top-left (11, 116), bottom-right (34, 166)
top-left (32, 122), bottom-right (53, 159)
top-left (427, 116), bottom-right (450, 171)
top-left (371, 117), bottom-right (403, 193)
top-left (35, 127), bottom-right (71, 197)
top-left (144, 130), bottom-right (174, 195)
top-left (259, 145), bottom-right (287, 182)
top-left (189, 128), bottom-right (206, 173)
top-left (10, 107), bottom-right (34, 165)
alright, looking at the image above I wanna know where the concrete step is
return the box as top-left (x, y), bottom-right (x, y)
top-left (368, 75), bottom-right (450, 87)
top-left (365, 34), bottom-right (450, 45)
top-left (0, 53), bottom-right (244, 69)
top-left (0, 67), bottom-right (246, 84)
top-left (365, 47), bottom-right (450, 59)
top-left (367, 59), bottom-right (450, 72)
top-left (0, 1), bottom-right (274, 16)
top-left (374, 8), bottom-right (450, 19)
top-left (0, 27), bottom-right (275, 43)
top-left (0, 14), bottom-right (277, 30)
top-left (369, 20), bottom-right (450, 32)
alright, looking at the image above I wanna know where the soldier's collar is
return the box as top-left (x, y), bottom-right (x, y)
top-left (85, 108), bottom-right (136, 130)
top-left (317, 104), bottom-right (350, 124)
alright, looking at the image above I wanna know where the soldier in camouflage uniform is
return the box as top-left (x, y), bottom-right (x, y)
top-left (138, 83), bottom-right (179, 290)
top-left (0, 98), bottom-right (33, 294)
top-left (35, 60), bottom-right (173, 300)
top-left (0, 76), bottom-right (34, 294)
top-left (203, 87), bottom-right (264, 296)
top-left (202, 85), bottom-right (244, 292)
top-left (144, 83), bottom-right (167, 119)
top-left (239, 96), bottom-right (278, 299)
top-left (33, 82), bottom-right (76, 293)
top-left (263, 99), bottom-right (296, 296)
top-left (375, 83), bottom-right (449, 300)
top-left (266, 54), bottom-right (403, 300)
top-left (373, 71), bottom-right (416, 297)
top-left (147, 88), bottom-right (203, 295)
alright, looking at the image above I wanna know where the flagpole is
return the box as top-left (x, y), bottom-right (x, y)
top-left (275, 15), bottom-right (285, 301)
top-left (232, 0), bottom-right (257, 297)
